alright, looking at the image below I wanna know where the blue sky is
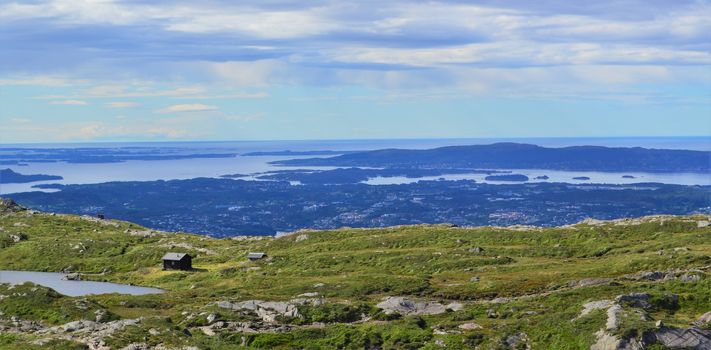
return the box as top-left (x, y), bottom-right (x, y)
top-left (0, 0), bottom-right (709, 143)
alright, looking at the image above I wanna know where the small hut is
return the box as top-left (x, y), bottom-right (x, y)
top-left (162, 252), bottom-right (192, 270)
top-left (247, 252), bottom-right (266, 261)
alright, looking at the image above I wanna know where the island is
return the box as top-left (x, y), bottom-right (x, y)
top-left (242, 150), bottom-right (359, 156)
top-left (484, 174), bottom-right (529, 182)
top-left (0, 168), bottom-right (63, 184)
top-left (220, 173), bottom-right (250, 179)
top-left (535, 175), bottom-right (550, 180)
top-left (272, 143), bottom-right (711, 173)
top-left (622, 175), bottom-right (636, 179)
top-left (573, 176), bottom-right (591, 180)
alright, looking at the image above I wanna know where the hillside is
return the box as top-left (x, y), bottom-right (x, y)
top-left (0, 199), bottom-right (709, 349)
top-left (272, 143), bottom-right (711, 173)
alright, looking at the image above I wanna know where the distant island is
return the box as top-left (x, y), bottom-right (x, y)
top-left (0, 147), bottom-right (236, 164)
top-left (484, 174), bottom-right (529, 182)
top-left (622, 175), bottom-right (636, 179)
top-left (0, 168), bottom-right (63, 184)
top-left (573, 176), bottom-right (591, 180)
top-left (535, 175), bottom-right (550, 180)
top-left (219, 173), bottom-right (249, 179)
top-left (272, 142), bottom-right (711, 173)
top-left (242, 150), bottom-right (359, 156)
top-left (253, 168), bottom-right (503, 184)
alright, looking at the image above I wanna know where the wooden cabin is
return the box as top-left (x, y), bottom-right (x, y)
top-left (247, 252), bottom-right (266, 261)
top-left (162, 252), bottom-right (192, 270)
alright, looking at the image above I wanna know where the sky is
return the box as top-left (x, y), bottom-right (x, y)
top-left (0, 0), bottom-right (709, 143)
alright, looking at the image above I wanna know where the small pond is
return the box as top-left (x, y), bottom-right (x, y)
top-left (0, 270), bottom-right (164, 296)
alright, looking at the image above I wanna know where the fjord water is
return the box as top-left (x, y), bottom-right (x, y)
top-left (0, 270), bottom-right (163, 296)
top-left (1, 137), bottom-right (709, 194)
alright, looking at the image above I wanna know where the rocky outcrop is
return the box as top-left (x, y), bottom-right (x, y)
top-left (574, 300), bottom-right (614, 320)
top-left (215, 300), bottom-right (301, 323)
top-left (643, 327), bottom-right (711, 349)
top-left (375, 296), bottom-right (446, 316)
top-left (577, 293), bottom-right (711, 349)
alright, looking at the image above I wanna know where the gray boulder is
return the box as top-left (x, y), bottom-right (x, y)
top-left (376, 297), bottom-right (446, 316)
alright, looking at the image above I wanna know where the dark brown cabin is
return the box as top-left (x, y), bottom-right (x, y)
top-left (162, 252), bottom-right (192, 270)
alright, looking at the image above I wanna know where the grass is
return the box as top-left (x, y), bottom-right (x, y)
top-left (0, 203), bottom-right (709, 348)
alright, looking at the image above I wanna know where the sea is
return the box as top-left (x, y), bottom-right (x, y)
top-left (1, 136), bottom-right (709, 195)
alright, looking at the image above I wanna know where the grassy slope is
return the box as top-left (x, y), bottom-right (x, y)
top-left (0, 205), bottom-right (709, 349)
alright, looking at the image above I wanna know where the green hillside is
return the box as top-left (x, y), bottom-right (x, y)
top-left (0, 198), bottom-right (709, 349)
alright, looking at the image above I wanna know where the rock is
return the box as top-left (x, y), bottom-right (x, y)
top-left (487, 309), bottom-right (498, 318)
top-left (569, 278), bottom-right (613, 288)
top-left (575, 300), bottom-right (614, 320)
top-left (8, 234), bottom-right (25, 242)
top-left (504, 332), bottom-right (531, 349)
top-left (606, 305), bottom-right (623, 330)
top-left (375, 297), bottom-right (446, 316)
top-left (680, 273), bottom-right (702, 283)
top-left (446, 302), bottom-right (464, 312)
top-left (458, 322), bottom-right (482, 330)
top-left (615, 293), bottom-right (652, 309)
top-left (200, 326), bottom-right (216, 336)
top-left (434, 338), bottom-right (446, 347)
top-left (645, 327), bottom-right (711, 349)
top-left (313, 283), bottom-right (325, 288)
top-left (623, 271), bottom-right (670, 281)
top-left (148, 328), bottom-right (161, 336)
top-left (62, 320), bottom-right (97, 332)
top-left (63, 273), bottom-right (81, 281)
top-left (206, 313), bottom-right (218, 324)
top-left (695, 311), bottom-right (711, 327)
top-left (468, 247), bottom-right (484, 253)
top-left (489, 297), bottom-right (511, 304)
top-left (94, 309), bottom-right (108, 323)
top-left (698, 221), bottom-right (709, 228)
top-left (469, 276), bottom-right (480, 282)
top-left (215, 300), bottom-right (301, 323)
top-left (591, 330), bottom-right (644, 350)
top-left (297, 292), bottom-right (319, 298)
top-left (120, 343), bottom-right (150, 350)
top-left (295, 234), bottom-right (309, 242)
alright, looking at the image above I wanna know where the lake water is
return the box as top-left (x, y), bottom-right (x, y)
top-left (0, 270), bottom-right (164, 296)
top-left (1, 137), bottom-right (709, 194)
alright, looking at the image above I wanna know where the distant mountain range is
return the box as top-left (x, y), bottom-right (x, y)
top-left (272, 142), bottom-right (711, 173)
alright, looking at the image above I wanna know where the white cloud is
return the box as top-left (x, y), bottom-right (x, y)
top-left (106, 101), bottom-right (139, 108)
top-left (49, 99), bottom-right (88, 105)
top-left (0, 76), bottom-right (86, 87)
top-left (158, 103), bottom-right (218, 113)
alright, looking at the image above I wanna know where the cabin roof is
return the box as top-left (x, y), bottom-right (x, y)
top-left (247, 252), bottom-right (266, 259)
top-left (162, 252), bottom-right (189, 261)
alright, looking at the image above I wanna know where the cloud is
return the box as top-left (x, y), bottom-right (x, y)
top-left (49, 99), bottom-right (88, 105)
top-left (106, 101), bottom-right (139, 108)
top-left (158, 103), bottom-right (218, 113)
top-left (0, 0), bottom-right (709, 120)
top-left (0, 76), bottom-right (86, 87)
